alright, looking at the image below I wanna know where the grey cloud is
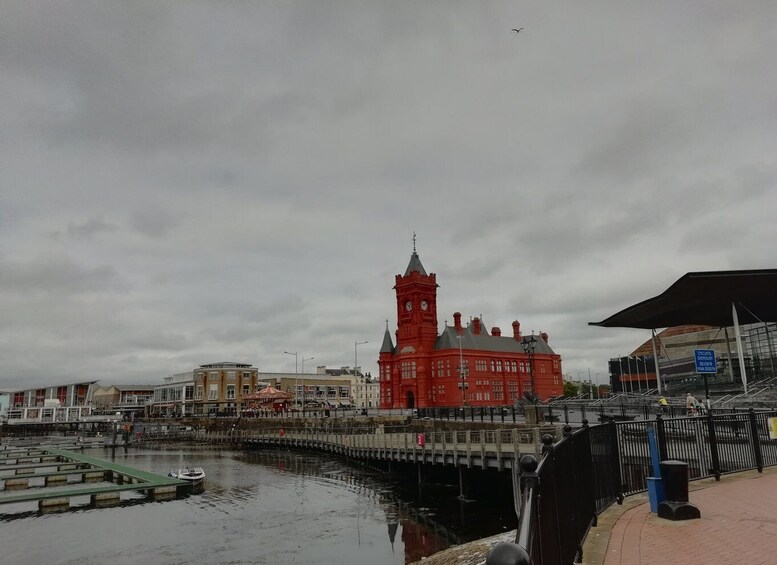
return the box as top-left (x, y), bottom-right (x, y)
top-left (65, 217), bottom-right (117, 239)
top-left (0, 255), bottom-right (124, 295)
top-left (1, 2), bottom-right (775, 388)
top-left (130, 208), bottom-right (178, 238)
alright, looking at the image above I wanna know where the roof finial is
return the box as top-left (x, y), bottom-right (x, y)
top-left (412, 231), bottom-right (417, 254)
top-left (385, 319), bottom-right (389, 330)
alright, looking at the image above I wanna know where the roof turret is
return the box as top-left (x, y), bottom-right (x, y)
top-left (380, 319), bottom-right (395, 353)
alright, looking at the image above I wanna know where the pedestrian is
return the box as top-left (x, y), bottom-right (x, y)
top-left (686, 392), bottom-right (699, 415)
top-left (658, 395), bottom-right (669, 415)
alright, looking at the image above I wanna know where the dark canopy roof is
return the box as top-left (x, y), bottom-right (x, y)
top-left (590, 269), bottom-right (777, 329)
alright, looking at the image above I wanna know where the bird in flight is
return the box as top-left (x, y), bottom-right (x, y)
top-left (512, 28), bottom-right (524, 34)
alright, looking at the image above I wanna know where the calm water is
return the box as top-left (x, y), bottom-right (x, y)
top-left (0, 445), bottom-right (517, 564)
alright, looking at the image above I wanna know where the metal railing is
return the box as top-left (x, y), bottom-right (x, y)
top-left (487, 409), bottom-right (777, 564)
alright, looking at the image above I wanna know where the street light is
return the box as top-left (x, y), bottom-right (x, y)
top-left (354, 340), bottom-right (368, 376)
top-left (521, 335), bottom-right (538, 403)
top-left (301, 356), bottom-right (314, 412)
top-left (284, 351), bottom-right (298, 407)
top-left (456, 335), bottom-right (468, 406)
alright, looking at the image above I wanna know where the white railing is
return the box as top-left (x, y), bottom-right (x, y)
top-left (201, 426), bottom-right (546, 460)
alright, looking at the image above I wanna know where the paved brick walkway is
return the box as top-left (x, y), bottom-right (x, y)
top-left (584, 466), bottom-right (777, 565)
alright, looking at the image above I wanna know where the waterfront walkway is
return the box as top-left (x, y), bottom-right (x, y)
top-left (582, 465), bottom-right (777, 565)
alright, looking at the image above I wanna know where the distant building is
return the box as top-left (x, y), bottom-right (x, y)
top-left (379, 246), bottom-right (563, 409)
top-left (609, 322), bottom-right (777, 393)
top-left (92, 384), bottom-right (155, 417)
top-left (192, 362), bottom-right (266, 415)
top-left (350, 370), bottom-right (380, 410)
top-left (4, 380), bottom-right (97, 424)
top-left (149, 372), bottom-right (198, 417)
top-left (279, 366), bottom-right (355, 408)
top-left (0, 392), bottom-right (9, 421)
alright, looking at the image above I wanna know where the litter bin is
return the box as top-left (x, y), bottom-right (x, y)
top-left (657, 460), bottom-right (700, 521)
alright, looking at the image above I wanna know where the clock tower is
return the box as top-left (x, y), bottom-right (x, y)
top-left (392, 237), bottom-right (438, 407)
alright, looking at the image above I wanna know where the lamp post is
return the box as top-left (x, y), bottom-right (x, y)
top-left (354, 340), bottom-right (368, 376)
top-left (301, 356), bottom-right (314, 412)
top-left (633, 356), bottom-right (642, 393)
top-left (635, 356), bottom-right (645, 391)
top-left (626, 356), bottom-right (634, 394)
top-left (456, 335), bottom-right (468, 406)
top-left (284, 351), bottom-right (298, 407)
top-left (521, 335), bottom-right (538, 403)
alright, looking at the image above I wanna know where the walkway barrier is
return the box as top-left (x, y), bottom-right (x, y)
top-left (487, 409), bottom-right (777, 564)
top-left (198, 425), bottom-right (557, 470)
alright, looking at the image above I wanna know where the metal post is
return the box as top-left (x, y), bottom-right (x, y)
top-left (284, 351), bottom-right (298, 406)
top-left (748, 408), bottom-right (764, 473)
top-left (521, 335), bottom-right (538, 403)
top-left (457, 335), bottom-right (467, 406)
top-left (732, 303), bottom-right (749, 394)
top-left (706, 411), bottom-right (721, 480)
top-left (651, 330), bottom-right (662, 394)
top-left (723, 326), bottom-right (736, 384)
top-left (301, 356), bottom-right (314, 414)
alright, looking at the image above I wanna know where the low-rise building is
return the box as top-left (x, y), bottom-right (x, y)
top-left (92, 384), bottom-right (155, 417)
top-left (192, 362), bottom-right (268, 415)
top-left (150, 373), bottom-right (197, 417)
top-left (348, 368), bottom-right (380, 410)
top-left (4, 380), bottom-right (97, 423)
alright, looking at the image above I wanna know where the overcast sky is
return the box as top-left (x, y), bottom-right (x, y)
top-left (1, 2), bottom-right (775, 390)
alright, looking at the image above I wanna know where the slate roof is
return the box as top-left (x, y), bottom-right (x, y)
top-left (436, 325), bottom-right (556, 355)
top-left (380, 325), bottom-right (395, 353)
top-left (404, 251), bottom-right (427, 276)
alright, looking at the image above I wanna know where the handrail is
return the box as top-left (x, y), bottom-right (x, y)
top-left (515, 455), bottom-right (540, 552)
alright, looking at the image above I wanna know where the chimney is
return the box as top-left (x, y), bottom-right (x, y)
top-left (453, 312), bottom-right (462, 332)
top-left (512, 320), bottom-right (521, 340)
top-left (541, 332), bottom-right (549, 343)
top-left (492, 327), bottom-right (501, 336)
top-left (473, 317), bottom-right (481, 335)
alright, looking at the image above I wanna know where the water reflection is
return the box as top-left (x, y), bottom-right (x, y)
top-left (0, 446), bottom-right (514, 564)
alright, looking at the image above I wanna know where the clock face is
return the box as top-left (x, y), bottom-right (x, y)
top-left (405, 301), bottom-right (413, 311)
top-left (420, 300), bottom-right (429, 311)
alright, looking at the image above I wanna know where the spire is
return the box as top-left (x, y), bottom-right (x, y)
top-left (380, 319), bottom-right (394, 353)
top-left (403, 232), bottom-right (427, 276)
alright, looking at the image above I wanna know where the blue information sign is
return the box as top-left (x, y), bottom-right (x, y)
top-left (694, 349), bottom-right (717, 374)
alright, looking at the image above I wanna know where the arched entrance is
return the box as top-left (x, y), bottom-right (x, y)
top-left (406, 390), bottom-right (415, 409)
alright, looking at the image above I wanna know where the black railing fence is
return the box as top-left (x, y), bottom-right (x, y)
top-left (487, 409), bottom-right (777, 565)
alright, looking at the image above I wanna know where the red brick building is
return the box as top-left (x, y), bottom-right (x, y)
top-left (378, 247), bottom-right (563, 408)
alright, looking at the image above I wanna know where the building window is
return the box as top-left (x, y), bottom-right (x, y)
top-left (196, 386), bottom-right (203, 400)
top-left (226, 385), bottom-right (236, 399)
top-left (227, 371), bottom-right (236, 380)
top-left (495, 360), bottom-right (502, 372)
top-left (208, 385), bottom-right (218, 400)
top-left (242, 384), bottom-right (250, 396)
top-left (185, 385), bottom-right (194, 400)
top-left (209, 372), bottom-right (218, 381)
top-left (243, 372), bottom-right (251, 380)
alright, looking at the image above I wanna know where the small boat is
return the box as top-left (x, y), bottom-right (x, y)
top-left (169, 466), bottom-right (206, 483)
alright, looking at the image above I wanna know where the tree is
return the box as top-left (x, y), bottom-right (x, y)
top-left (563, 380), bottom-right (580, 397)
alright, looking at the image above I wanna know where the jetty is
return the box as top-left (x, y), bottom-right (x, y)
top-left (0, 446), bottom-right (191, 512)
